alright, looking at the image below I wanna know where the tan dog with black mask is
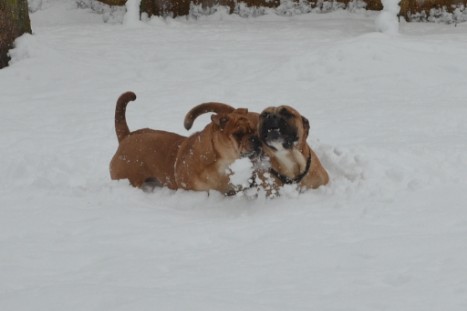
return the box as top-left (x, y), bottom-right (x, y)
top-left (184, 103), bottom-right (329, 195)
top-left (109, 92), bottom-right (261, 195)
top-left (258, 105), bottom-right (329, 191)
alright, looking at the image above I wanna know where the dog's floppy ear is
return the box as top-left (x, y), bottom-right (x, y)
top-left (211, 114), bottom-right (230, 129)
top-left (301, 116), bottom-right (310, 137)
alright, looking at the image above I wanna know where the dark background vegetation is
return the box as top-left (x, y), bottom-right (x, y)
top-left (0, 0), bottom-right (466, 69)
top-left (98, 0), bottom-right (467, 20)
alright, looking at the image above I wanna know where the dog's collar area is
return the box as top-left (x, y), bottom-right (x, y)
top-left (270, 153), bottom-right (312, 185)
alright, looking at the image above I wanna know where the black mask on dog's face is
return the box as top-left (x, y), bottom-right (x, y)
top-left (259, 108), bottom-right (299, 150)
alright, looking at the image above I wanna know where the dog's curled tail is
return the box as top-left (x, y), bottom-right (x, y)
top-left (115, 91), bottom-right (137, 143)
top-left (184, 102), bottom-right (235, 130)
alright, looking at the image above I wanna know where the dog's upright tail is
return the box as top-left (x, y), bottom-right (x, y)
top-left (115, 91), bottom-right (137, 143)
top-left (184, 102), bottom-right (235, 130)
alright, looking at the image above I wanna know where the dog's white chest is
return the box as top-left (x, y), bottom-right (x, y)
top-left (274, 150), bottom-right (295, 173)
top-left (270, 143), bottom-right (306, 175)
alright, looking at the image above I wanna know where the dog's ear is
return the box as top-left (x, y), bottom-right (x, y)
top-left (301, 116), bottom-right (310, 137)
top-left (211, 114), bottom-right (229, 129)
top-left (235, 108), bottom-right (248, 115)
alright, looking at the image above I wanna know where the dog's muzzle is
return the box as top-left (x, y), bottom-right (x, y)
top-left (260, 114), bottom-right (298, 150)
top-left (242, 135), bottom-right (262, 160)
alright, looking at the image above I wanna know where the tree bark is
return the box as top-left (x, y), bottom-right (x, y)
top-left (0, 0), bottom-right (32, 69)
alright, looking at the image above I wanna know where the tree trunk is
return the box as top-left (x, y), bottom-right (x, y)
top-left (0, 0), bottom-right (32, 69)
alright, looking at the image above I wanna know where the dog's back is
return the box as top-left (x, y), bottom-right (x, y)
top-left (110, 92), bottom-right (186, 189)
top-left (110, 130), bottom-right (185, 189)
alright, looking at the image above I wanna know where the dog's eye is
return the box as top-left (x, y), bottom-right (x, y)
top-left (261, 112), bottom-right (271, 119)
top-left (279, 108), bottom-right (293, 119)
top-left (233, 131), bottom-right (244, 140)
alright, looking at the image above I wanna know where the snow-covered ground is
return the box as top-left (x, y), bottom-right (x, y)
top-left (1, 1), bottom-right (467, 310)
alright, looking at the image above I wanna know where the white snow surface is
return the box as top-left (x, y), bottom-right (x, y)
top-left (2, 1), bottom-right (467, 310)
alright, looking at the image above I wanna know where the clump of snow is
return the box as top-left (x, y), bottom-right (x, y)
top-left (76, 0), bottom-right (126, 23)
top-left (406, 5), bottom-right (467, 24)
top-left (28, 0), bottom-right (43, 13)
top-left (426, 6), bottom-right (467, 24)
top-left (234, 2), bottom-right (269, 18)
top-left (123, 0), bottom-right (143, 27)
top-left (228, 158), bottom-right (254, 191)
top-left (8, 34), bottom-right (35, 64)
top-left (375, 0), bottom-right (400, 34)
top-left (189, 5), bottom-right (232, 20)
top-left (451, 6), bottom-right (467, 24)
top-left (276, 0), bottom-right (312, 16)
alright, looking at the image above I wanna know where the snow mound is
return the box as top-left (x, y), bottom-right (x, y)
top-left (8, 34), bottom-right (35, 64)
top-left (123, 0), bottom-right (143, 27)
top-left (228, 157), bottom-right (255, 190)
top-left (375, 0), bottom-right (400, 34)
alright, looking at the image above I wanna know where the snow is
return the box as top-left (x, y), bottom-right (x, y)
top-left (228, 157), bottom-right (255, 191)
top-left (376, 0), bottom-right (400, 34)
top-left (28, 0), bottom-right (43, 13)
top-left (1, 1), bottom-right (467, 310)
top-left (123, 0), bottom-right (142, 27)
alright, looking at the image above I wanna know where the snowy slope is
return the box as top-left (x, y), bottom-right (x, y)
top-left (1, 1), bottom-right (467, 310)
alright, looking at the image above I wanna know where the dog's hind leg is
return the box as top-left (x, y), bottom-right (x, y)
top-left (141, 177), bottom-right (163, 192)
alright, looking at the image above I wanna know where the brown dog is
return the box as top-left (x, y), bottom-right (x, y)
top-left (109, 92), bottom-right (261, 195)
top-left (258, 105), bottom-right (329, 191)
top-left (184, 104), bottom-right (329, 195)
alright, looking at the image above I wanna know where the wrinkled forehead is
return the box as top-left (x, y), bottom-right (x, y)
top-left (263, 105), bottom-right (299, 116)
top-left (233, 108), bottom-right (252, 124)
top-left (234, 108), bottom-right (249, 115)
top-left (228, 114), bottom-right (255, 130)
